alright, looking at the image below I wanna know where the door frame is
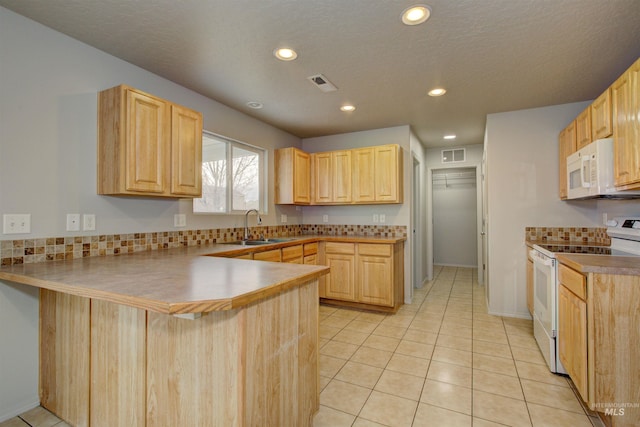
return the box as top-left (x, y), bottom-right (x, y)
top-left (426, 162), bottom-right (483, 282)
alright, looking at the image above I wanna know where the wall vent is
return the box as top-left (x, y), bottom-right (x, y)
top-left (307, 74), bottom-right (338, 92)
top-left (441, 148), bottom-right (466, 163)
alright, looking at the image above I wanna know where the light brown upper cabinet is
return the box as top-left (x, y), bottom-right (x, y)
top-left (276, 144), bottom-right (403, 205)
top-left (590, 88), bottom-right (612, 139)
top-left (353, 144), bottom-right (403, 204)
top-left (558, 121), bottom-right (576, 200)
top-left (575, 107), bottom-right (592, 150)
top-left (374, 144), bottom-right (403, 203)
top-left (612, 58), bottom-right (640, 189)
top-left (312, 151), bottom-right (352, 204)
top-left (98, 85), bottom-right (203, 198)
top-left (274, 147), bottom-right (311, 204)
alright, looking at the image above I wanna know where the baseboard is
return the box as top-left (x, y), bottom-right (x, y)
top-left (0, 399), bottom-right (39, 423)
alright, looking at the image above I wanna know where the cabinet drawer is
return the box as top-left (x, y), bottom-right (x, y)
top-left (558, 264), bottom-right (586, 300)
top-left (303, 242), bottom-right (318, 256)
top-left (303, 254), bottom-right (317, 265)
top-left (253, 249), bottom-right (282, 262)
top-left (324, 242), bottom-right (355, 255)
top-left (358, 243), bottom-right (391, 257)
top-left (282, 245), bottom-right (303, 262)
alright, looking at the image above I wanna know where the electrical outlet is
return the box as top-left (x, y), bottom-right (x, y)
top-left (322, 214), bottom-right (329, 223)
top-left (66, 214), bottom-right (80, 231)
top-left (281, 214), bottom-right (287, 223)
top-left (379, 214), bottom-right (386, 223)
top-left (3, 214), bottom-right (31, 234)
top-left (373, 214), bottom-right (379, 223)
top-left (83, 214), bottom-right (96, 231)
top-left (174, 214), bottom-right (186, 227)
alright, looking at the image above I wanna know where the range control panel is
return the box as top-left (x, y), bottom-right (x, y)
top-left (608, 217), bottom-right (640, 241)
top-left (622, 219), bottom-right (640, 229)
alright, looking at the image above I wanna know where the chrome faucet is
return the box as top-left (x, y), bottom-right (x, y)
top-left (244, 209), bottom-right (262, 241)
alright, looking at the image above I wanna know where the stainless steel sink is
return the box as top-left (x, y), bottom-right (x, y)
top-left (218, 238), bottom-right (297, 245)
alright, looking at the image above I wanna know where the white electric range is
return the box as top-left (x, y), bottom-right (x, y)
top-left (530, 217), bottom-right (640, 374)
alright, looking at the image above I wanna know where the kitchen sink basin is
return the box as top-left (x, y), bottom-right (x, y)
top-left (218, 237), bottom-right (297, 245)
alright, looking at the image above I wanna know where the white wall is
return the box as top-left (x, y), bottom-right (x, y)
top-left (0, 7), bottom-right (303, 421)
top-left (410, 131), bottom-right (429, 288)
top-left (484, 102), bottom-right (640, 318)
top-left (432, 168), bottom-right (477, 267)
top-left (301, 126), bottom-right (417, 302)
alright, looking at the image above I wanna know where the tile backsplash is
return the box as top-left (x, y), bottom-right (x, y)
top-left (525, 226), bottom-right (610, 245)
top-left (1, 224), bottom-right (407, 266)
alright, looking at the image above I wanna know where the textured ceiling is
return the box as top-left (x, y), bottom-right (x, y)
top-left (1, 0), bottom-right (639, 148)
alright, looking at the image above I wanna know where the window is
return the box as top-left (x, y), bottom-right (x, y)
top-left (441, 148), bottom-right (466, 164)
top-left (193, 131), bottom-right (266, 213)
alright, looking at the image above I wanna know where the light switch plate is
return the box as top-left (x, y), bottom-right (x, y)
top-left (322, 214), bottom-right (329, 223)
top-left (174, 214), bottom-right (186, 227)
top-left (373, 214), bottom-right (379, 223)
top-left (379, 214), bottom-right (386, 223)
top-left (281, 214), bottom-right (287, 223)
top-left (3, 214), bottom-right (31, 234)
top-left (83, 214), bottom-right (96, 231)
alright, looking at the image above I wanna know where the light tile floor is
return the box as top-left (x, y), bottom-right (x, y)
top-left (313, 266), bottom-right (604, 427)
top-left (1, 266), bottom-right (603, 427)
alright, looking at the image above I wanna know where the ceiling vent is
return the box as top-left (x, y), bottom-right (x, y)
top-left (307, 74), bottom-right (338, 93)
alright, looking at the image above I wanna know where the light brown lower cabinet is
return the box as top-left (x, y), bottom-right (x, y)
top-left (557, 263), bottom-right (640, 426)
top-left (39, 281), bottom-right (320, 427)
top-left (319, 241), bottom-right (404, 312)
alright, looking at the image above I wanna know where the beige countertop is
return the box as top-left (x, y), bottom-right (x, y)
top-left (0, 235), bottom-right (405, 314)
top-left (526, 239), bottom-right (640, 275)
top-left (556, 253), bottom-right (640, 276)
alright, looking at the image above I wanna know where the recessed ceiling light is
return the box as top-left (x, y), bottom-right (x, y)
top-left (444, 134), bottom-right (456, 140)
top-left (340, 104), bottom-right (356, 112)
top-left (428, 88), bottom-right (446, 96)
top-left (402, 5), bottom-right (431, 25)
top-left (246, 101), bottom-right (263, 109)
top-left (273, 47), bottom-right (297, 61)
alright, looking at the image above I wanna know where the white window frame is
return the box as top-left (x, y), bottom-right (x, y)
top-left (193, 131), bottom-right (267, 214)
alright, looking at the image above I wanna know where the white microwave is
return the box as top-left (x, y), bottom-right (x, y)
top-left (566, 138), bottom-right (640, 200)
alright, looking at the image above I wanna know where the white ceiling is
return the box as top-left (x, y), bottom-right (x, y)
top-left (1, 0), bottom-right (639, 148)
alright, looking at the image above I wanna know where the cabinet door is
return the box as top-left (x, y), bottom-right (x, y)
top-left (353, 148), bottom-right (375, 202)
top-left (324, 253), bottom-right (356, 301)
top-left (375, 145), bottom-right (402, 202)
top-left (332, 151), bottom-right (352, 203)
top-left (313, 152), bottom-right (333, 203)
top-left (558, 122), bottom-right (576, 199)
top-left (612, 59), bottom-right (640, 188)
top-left (126, 89), bottom-right (168, 193)
top-left (591, 88), bottom-right (612, 139)
top-left (558, 285), bottom-right (588, 402)
top-left (357, 255), bottom-right (393, 307)
top-left (293, 149), bottom-right (311, 203)
top-left (575, 107), bottom-right (592, 150)
top-left (170, 105), bottom-right (202, 196)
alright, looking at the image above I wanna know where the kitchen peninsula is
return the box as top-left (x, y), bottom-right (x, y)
top-left (0, 244), bottom-right (329, 427)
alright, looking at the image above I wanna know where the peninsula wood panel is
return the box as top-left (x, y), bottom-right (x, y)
top-left (243, 282), bottom-right (319, 426)
top-left (40, 290), bottom-right (90, 427)
top-left (90, 300), bottom-right (146, 427)
top-left (146, 309), bottom-right (241, 427)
